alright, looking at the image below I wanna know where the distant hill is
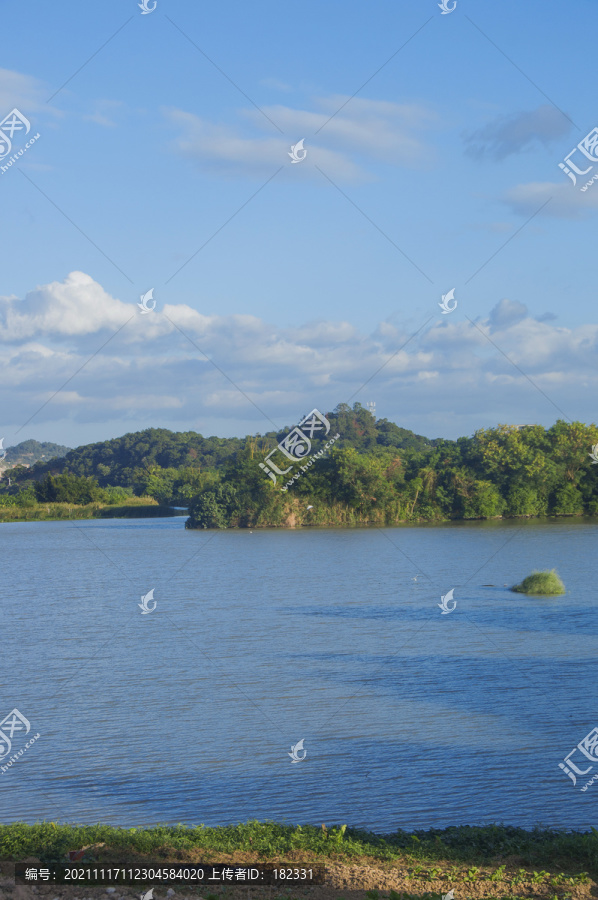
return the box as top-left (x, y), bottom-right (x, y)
top-left (2, 407), bottom-right (435, 490)
top-left (9, 428), bottom-right (245, 488)
top-left (0, 439), bottom-right (70, 471)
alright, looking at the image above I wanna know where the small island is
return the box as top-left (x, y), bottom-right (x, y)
top-left (511, 569), bottom-right (566, 595)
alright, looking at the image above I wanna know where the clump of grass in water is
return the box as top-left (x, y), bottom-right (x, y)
top-left (511, 569), bottom-right (565, 595)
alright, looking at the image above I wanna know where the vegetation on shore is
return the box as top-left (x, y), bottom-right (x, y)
top-left (0, 496), bottom-right (177, 523)
top-left (511, 570), bottom-right (566, 595)
top-left (2, 404), bottom-right (598, 529)
top-left (0, 821), bottom-right (596, 897)
top-left (186, 411), bottom-right (598, 529)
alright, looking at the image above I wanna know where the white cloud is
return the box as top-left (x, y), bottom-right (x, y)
top-left (504, 179), bottom-right (598, 218)
top-left (165, 110), bottom-right (365, 181)
top-left (0, 271), bottom-right (131, 340)
top-left (488, 299), bottom-right (528, 330)
top-left (244, 96), bottom-right (435, 164)
top-left (165, 95), bottom-right (435, 180)
top-left (0, 68), bottom-right (62, 128)
top-left (1, 272), bottom-right (596, 439)
top-left (0, 69), bottom-right (48, 115)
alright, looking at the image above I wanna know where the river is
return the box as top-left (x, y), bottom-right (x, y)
top-left (1, 516), bottom-right (596, 831)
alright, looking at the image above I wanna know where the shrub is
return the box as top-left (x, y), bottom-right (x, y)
top-left (511, 569), bottom-right (565, 595)
top-left (462, 480), bottom-right (505, 519)
top-left (551, 483), bottom-right (584, 516)
top-left (186, 483), bottom-right (238, 529)
top-left (506, 484), bottom-right (546, 517)
top-left (103, 485), bottom-right (133, 505)
top-left (34, 473), bottom-right (107, 504)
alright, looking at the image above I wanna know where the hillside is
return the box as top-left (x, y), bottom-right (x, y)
top-left (3, 405), bottom-right (432, 489)
top-left (0, 439), bottom-right (70, 472)
top-left (1, 410), bottom-right (597, 527)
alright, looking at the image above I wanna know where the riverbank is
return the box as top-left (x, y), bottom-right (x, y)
top-left (0, 498), bottom-right (184, 523)
top-left (1, 500), bottom-right (591, 528)
top-left (0, 822), bottom-right (595, 900)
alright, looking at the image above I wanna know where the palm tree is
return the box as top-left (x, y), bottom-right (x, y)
top-left (419, 466), bottom-right (437, 497)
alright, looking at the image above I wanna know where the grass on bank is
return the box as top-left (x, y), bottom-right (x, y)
top-left (0, 497), bottom-right (182, 522)
top-left (511, 570), bottom-right (566, 595)
top-left (1, 822), bottom-right (597, 886)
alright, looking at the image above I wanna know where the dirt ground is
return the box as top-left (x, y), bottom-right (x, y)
top-left (1, 854), bottom-right (595, 900)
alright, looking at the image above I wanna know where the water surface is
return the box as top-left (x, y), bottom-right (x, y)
top-left (1, 517), bottom-right (596, 831)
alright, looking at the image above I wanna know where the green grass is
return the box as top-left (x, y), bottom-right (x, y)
top-left (0, 497), bottom-right (178, 523)
top-left (511, 569), bottom-right (566, 595)
top-left (1, 821), bottom-right (597, 881)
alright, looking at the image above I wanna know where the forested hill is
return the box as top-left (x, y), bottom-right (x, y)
top-left (5, 405), bottom-right (432, 489)
top-left (9, 428), bottom-right (244, 488)
top-left (0, 439), bottom-right (70, 470)
top-left (2, 406), bottom-right (598, 527)
top-left (7, 403), bottom-right (434, 487)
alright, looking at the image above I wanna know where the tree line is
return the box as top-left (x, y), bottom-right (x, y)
top-left (1, 405), bottom-right (597, 528)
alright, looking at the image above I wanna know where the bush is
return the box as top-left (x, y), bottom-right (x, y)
top-left (15, 487), bottom-right (38, 507)
top-left (103, 485), bottom-right (133, 505)
top-left (186, 484), bottom-right (238, 529)
top-left (34, 473), bottom-right (107, 504)
top-left (551, 483), bottom-right (584, 516)
top-left (511, 569), bottom-right (566, 595)
top-left (506, 484), bottom-right (546, 517)
top-left (462, 480), bottom-right (505, 518)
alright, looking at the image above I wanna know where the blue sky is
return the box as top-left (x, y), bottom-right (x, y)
top-left (1, 0), bottom-right (597, 448)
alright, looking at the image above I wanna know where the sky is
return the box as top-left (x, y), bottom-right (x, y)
top-left (1, 0), bottom-right (597, 449)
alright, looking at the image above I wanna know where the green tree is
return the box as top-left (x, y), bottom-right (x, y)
top-left (505, 484), bottom-right (546, 517)
top-left (186, 484), bottom-right (238, 529)
top-left (462, 480), bottom-right (505, 518)
top-left (34, 473), bottom-right (107, 504)
top-left (551, 483), bottom-right (584, 516)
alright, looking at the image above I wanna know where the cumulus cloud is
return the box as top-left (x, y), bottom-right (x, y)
top-left (165, 95), bottom-right (435, 180)
top-left (488, 299), bottom-right (528, 330)
top-left (1, 272), bottom-right (595, 440)
top-left (0, 272), bottom-right (131, 340)
top-left (463, 105), bottom-right (573, 161)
